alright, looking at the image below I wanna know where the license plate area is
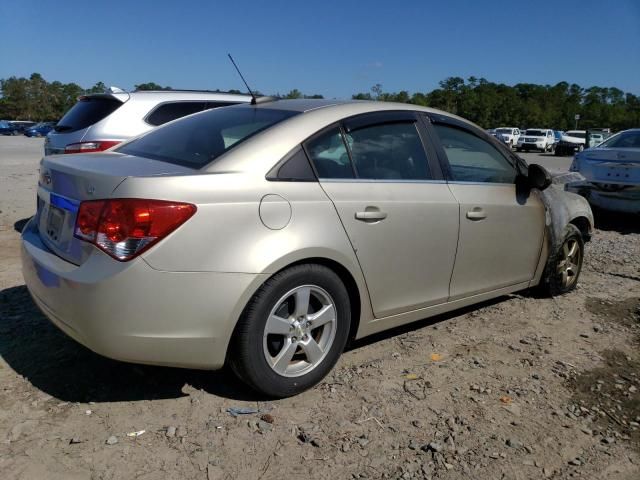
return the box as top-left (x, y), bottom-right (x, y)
top-left (46, 205), bottom-right (66, 242)
top-left (604, 165), bottom-right (633, 181)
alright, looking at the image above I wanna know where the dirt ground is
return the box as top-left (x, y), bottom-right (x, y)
top-left (0, 136), bottom-right (639, 480)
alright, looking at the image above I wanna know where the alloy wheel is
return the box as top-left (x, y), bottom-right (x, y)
top-left (557, 238), bottom-right (581, 288)
top-left (262, 285), bottom-right (337, 377)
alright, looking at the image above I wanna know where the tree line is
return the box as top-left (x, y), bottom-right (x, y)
top-left (1, 73), bottom-right (638, 130)
top-left (353, 78), bottom-right (639, 131)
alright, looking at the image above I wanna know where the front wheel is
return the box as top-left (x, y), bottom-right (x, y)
top-left (539, 224), bottom-right (584, 296)
top-left (229, 264), bottom-right (351, 398)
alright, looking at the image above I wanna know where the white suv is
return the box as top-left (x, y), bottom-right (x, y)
top-left (494, 127), bottom-right (520, 148)
top-left (516, 128), bottom-right (555, 152)
top-left (45, 88), bottom-right (252, 155)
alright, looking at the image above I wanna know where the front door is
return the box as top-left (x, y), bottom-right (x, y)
top-left (304, 114), bottom-right (459, 318)
top-left (430, 121), bottom-right (545, 300)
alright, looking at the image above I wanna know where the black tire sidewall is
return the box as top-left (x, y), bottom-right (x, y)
top-left (230, 264), bottom-right (351, 398)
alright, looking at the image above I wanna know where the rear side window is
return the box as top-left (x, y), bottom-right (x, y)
top-left (117, 107), bottom-right (298, 168)
top-left (347, 122), bottom-right (431, 180)
top-left (145, 101), bottom-right (239, 126)
top-left (433, 124), bottom-right (516, 184)
top-left (146, 102), bottom-right (206, 126)
top-left (55, 97), bottom-right (122, 133)
top-left (305, 127), bottom-right (355, 179)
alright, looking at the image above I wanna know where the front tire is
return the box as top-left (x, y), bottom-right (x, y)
top-left (539, 224), bottom-right (584, 296)
top-left (229, 264), bottom-right (351, 398)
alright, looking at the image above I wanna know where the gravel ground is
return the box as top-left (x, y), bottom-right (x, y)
top-left (0, 136), bottom-right (638, 480)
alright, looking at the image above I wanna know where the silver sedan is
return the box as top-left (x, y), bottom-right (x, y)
top-left (21, 99), bottom-right (593, 397)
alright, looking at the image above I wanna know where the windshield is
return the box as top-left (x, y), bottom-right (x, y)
top-left (496, 128), bottom-right (512, 134)
top-left (525, 130), bottom-right (544, 136)
top-left (598, 131), bottom-right (640, 149)
top-left (117, 106), bottom-right (299, 168)
top-left (566, 131), bottom-right (586, 139)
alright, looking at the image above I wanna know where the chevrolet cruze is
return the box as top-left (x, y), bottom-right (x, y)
top-left (21, 99), bottom-right (593, 397)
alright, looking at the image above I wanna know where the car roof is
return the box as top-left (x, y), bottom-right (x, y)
top-left (206, 99), bottom-right (483, 174)
top-left (86, 90), bottom-right (254, 103)
top-left (246, 98), bottom-right (475, 124)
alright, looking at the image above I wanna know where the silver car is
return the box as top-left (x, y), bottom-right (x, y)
top-left (45, 88), bottom-right (251, 155)
top-left (567, 128), bottom-right (640, 213)
top-left (22, 99), bottom-right (593, 397)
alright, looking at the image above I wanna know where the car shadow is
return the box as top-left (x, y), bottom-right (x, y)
top-left (0, 285), bottom-right (260, 403)
top-left (593, 209), bottom-right (640, 234)
top-left (347, 295), bottom-right (507, 351)
top-left (14, 217), bottom-right (31, 233)
top-left (1, 283), bottom-right (518, 403)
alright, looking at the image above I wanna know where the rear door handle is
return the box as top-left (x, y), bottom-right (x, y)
top-left (466, 207), bottom-right (487, 221)
top-left (355, 208), bottom-right (387, 222)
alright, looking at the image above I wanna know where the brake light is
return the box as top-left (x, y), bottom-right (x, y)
top-left (64, 140), bottom-right (121, 154)
top-left (74, 199), bottom-right (196, 261)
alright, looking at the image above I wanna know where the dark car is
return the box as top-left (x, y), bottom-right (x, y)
top-left (0, 120), bottom-right (22, 135)
top-left (25, 122), bottom-right (56, 137)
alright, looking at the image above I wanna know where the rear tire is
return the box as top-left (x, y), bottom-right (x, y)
top-left (539, 224), bottom-right (584, 296)
top-left (228, 264), bottom-right (351, 398)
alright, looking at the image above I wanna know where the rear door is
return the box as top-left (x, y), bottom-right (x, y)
top-left (305, 112), bottom-right (459, 318)
top-left (428, 117), bottom-right (545, 300)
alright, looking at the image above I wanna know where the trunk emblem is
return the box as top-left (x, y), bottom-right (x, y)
top-left (86, 184), bottom-right (95, 195)
top-left (43, 172), bottom-right (52, 185)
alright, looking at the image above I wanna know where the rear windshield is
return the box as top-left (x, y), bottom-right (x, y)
top-left (496, 128), bottom-right (512, 134)
top-left (599, 131), bottom-right (640, 148)
top-left (117, 106), bottom-right (298, 168)
top-left (55, 96), bottom-right (123, 133)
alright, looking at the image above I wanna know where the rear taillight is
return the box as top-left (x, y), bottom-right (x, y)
top-left (74, 199), bottom-right (196, 261)
top-left (64, 140), bottom-right (121, 154)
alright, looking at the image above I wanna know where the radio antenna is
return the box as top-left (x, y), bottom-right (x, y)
top-left (228, 54), bottom-right (257, 105)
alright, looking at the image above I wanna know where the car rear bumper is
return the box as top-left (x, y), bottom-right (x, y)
top-left (21, 217), bottom-right (264, 369)
top-left (566, 181), bottom-right (640, 213)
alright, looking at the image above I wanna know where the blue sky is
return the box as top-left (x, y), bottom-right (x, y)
top-left (1, 0), bottom-right (639, 98)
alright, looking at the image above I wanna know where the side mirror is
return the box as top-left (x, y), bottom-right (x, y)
top-left (528, 163), bottom-right (552, 190)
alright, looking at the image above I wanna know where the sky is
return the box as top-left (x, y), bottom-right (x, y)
top-left (1, 0), bottom-right (639, 98)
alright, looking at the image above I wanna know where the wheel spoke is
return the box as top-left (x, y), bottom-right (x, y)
top-left (562, 242), bottom-right (570, 258)
top-left (556, 259), bottom-right (567, 273)
top-left (265, 314), bottom-right (292, 336)
top-left (294, 287), bottom-right (311, 318)
top-left (308, 304), bottom-right (335, 328)
top-left (562, 269), bottom-right (569, 287)
top-left (301, 337), bottom-right (324, 365)
top-left (271, 339), bottom-right (297, 375)
top-left (567, 241), bottom-right (578, 259)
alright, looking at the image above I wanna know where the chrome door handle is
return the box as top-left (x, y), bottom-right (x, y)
top-left (466, 208), bottom-right (487, 221)
top-left (355, 209), bottom-right (387, 222)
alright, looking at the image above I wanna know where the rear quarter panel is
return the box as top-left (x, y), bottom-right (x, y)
top-left (113, 172), bottom-right (374, 334)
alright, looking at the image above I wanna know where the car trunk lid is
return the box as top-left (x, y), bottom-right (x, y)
top-left (580, 148), bottom-right (640, 185)
top-left (36, 152), bottom-right (194, 265)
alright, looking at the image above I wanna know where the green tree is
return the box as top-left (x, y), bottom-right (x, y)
top-left (134, 82), bottom-right (172, 91)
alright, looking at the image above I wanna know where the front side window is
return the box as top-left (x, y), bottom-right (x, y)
top-left (433, 124), bottom-right (516, 184)
top-left (346, 122), bottom-right (431, 180)
top-left (117, 107), bottom-right (298, 168)
top-left (305, 127), bottom-right (354, 179)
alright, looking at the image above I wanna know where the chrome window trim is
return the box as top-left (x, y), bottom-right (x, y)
top-left (317, 178), bottom-right (447, 184)
top-left (445, 181), bottom-right (515, 187)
